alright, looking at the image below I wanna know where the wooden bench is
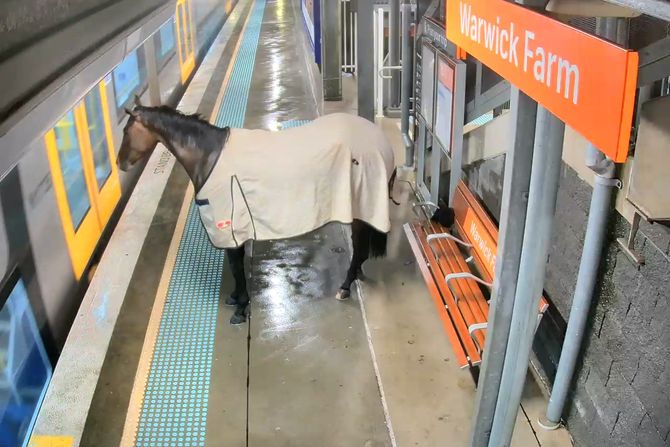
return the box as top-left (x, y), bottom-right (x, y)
top-left (404, 181), bottom-right (549, 369)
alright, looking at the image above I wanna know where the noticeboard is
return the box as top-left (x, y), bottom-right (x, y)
top-left (435, 55), bottom-right (454, 152)
top-left (434, 52), bottom-right (465, 158)
top-left (420, 43), bottom-right (436, 130)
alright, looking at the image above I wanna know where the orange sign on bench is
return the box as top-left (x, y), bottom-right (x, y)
top-left (445, 0), bottom-right (638, 162)
top-left (463, 208), bottom-right (497, 277)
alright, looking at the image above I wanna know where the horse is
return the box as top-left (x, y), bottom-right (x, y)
top-left (118, 97), bottom-right (397, 324)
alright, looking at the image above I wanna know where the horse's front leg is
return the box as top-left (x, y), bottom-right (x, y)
top-left (336, 220), bottom-right (370, 300)
top-left (225, 246), bottom-right (249, 324)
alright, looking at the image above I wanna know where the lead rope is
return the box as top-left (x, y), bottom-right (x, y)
top-left (228, 174), bottom-right (258, 247)
top-left (388, 167), bottom-right (401, 206)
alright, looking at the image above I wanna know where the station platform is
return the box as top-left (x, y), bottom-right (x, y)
top-left (30, 0), bottom-right (575, 446)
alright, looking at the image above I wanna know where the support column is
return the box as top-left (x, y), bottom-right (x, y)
top-left (143, 36), bottom-right (161, 106)
top-left (356, 0), bottom-right (375, 121)
top-left (400, 2), bottom-right (413, 165)
top-left (469, 88), bottom-right (537, 446)
top-left (488, 105), bottom-right (565, 447)
top-left (388, 0), bottom-right (401, 109)
top-left (320, 0), bottom-right (342, 100)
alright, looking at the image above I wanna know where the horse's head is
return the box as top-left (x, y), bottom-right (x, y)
top-left (118, 96), bottom-right (160, 171)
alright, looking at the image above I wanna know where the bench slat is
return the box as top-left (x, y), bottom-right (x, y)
top-left (425, 219), bottom-right (491, 318)
top-left (403, 224), bottom-right (471, 369)
top-left (422, 221), bottom-right (489, 350)
top-left (413, 224), bottom-right (482, 367)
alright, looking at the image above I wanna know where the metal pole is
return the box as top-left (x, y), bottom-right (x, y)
top-left (389, 0), bottom-right (401, 108)
top-left (469, 88), bottom-right (537, 446)
top-left (321, 0), bottom-right (342, 100)
top-left (343, 1), bottom-right (348, 71)
top-left (540, 17), bottom-right (625, 430)
top-left (488, 105), bottom-right (565, 447)
top-left (400, 2), bottom-right (413, 165)
top-left (540, 147), bottom-right (617, 428)
top-left (354, 12), bottom-right (358, 74)
top-left (357, 0), bottom-right (374, 121)
top-left (375, 7), bottom-right (384, 118)
top-left (143, 36), bottom-right (161, 106)
top-left (350, 10), bottom-right (355, 70)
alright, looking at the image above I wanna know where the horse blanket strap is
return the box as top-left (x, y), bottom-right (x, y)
top-left (194, 113), bottom-right (395, 249)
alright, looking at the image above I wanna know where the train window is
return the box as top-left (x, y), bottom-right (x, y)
top-left (84, 87), bottom-right (112, 189)
top-left (112, 50), bottom-right (147, 119)
top-left (113, 51), bottom-right (141, 108)
top-left (52, 111), bottom-right (91, 230)
top-left (0, 276), bottom-right (52, 447)
top-left (176, 0), bottom-right (196, 83)
top-left (157, 19), bottom-right (176, 63)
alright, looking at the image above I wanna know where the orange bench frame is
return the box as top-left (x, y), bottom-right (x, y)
top-left (404, 181), bottom-right (549, 369)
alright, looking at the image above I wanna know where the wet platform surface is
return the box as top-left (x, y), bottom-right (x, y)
top-left (75, 0), bottom-right (575, 446)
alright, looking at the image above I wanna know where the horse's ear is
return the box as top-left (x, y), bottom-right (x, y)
top-left (124, 107), bottom-right (137, 117)
top-left (134, 95), bottom-right (143, 107)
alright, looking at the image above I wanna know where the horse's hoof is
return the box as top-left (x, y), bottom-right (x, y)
top-left (230, 303), bottom-right (249, 324)
top-left (335, 289), bottom-right (351, 301)
top-left (230, 312), bottom-right (247, 324)
top-left (224, 294), bottom-right (238, 306)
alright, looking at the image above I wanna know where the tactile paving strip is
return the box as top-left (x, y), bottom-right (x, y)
top-left (135, 205), bottom-right (222, 447)
top-left (133, 0), bottom-right (267, 446)
top-left (215, 0), bottom-right (267, 128)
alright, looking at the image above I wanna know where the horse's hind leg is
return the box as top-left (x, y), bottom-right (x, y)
top-left (225, 246), bottom-right (249, 324)
top-left (336, 220), bottom-right (370, 301)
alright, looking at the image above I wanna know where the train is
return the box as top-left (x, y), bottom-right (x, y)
top-left (0, 0), bottom-right (237, 443)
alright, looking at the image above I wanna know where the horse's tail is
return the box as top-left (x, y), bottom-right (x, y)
top-left (388, 167), bottom-right (400, 206)
top-left (369, 227), bottom-right (388, 258)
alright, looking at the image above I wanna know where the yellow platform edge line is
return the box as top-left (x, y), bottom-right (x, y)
top-left (28, 435), bottom-right (75, 447)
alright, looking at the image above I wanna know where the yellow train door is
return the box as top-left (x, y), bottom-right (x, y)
top-left (176, 0), bottom-right (196, 83)
top-left (44, 81), bottom-right (121, 279)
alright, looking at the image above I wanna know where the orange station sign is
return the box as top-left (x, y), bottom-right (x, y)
top-left (446, 0), bottom-right (638, 162)
top-left (464, 209), bottom-right (497, 277)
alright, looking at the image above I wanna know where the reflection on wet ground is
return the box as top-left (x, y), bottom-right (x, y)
top-left (251, 225), bottom-right (349, 340)
top-left (239, 1), bottom-right (393, 445)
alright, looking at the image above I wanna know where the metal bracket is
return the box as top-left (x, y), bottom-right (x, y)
top-left (468, 322), bottom-right (488, 352)
top-left (616, 211), bottom-right (646, 266)
top-left (378, 65), bottom-right (402, 79)
top-left (594, 175), bottom-right (623, 189)
top-left (444, 272), bottom-right (492, 305)
top-left (427, 233), bottom-right (473, 249)
top-left (412, 201), bottom-right (438, 218)
top-left (427, 233), bottom-right (473, 261)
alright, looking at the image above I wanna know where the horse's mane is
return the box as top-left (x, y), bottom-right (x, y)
top-left (139, 105), bottom-right (229, 150)
top-left (142, 105), bottom-right (220, 130)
